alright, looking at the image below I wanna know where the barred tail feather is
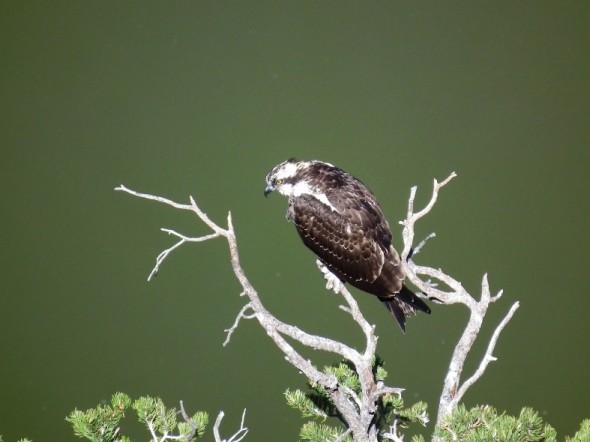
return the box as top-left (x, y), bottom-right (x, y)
top-left (381, 285), bottom-right (431, 333)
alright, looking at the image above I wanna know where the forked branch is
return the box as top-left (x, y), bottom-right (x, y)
top-left (396, 174), bottom-right (519, 429)
top-left (115, 184), bottom-right (395, 442)
top-left (115, 172), bottom-right (518, 440)
top-left (213, 409), bottom-right (248, 442)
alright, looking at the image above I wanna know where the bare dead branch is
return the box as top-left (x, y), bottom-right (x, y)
top-left (117, 172), bottom-right (518, 442)
top-left (412, 232), bottom-right (436, 257)
top-left (399, 172), bottom-right (457, 260)
top-left (178, 400), bottom-right (198, 441)
top-left (223, 302), bottom-right (256, 347)
top-left (395, 174), bottom-right (519, 431)
top-left (453, 301), bottom-right (520, 404)
top-left (213, 410), bottom-right (248, 442)
top-left (117, 185), bottom-right (388, 441)
top-left (148, 228), bottom-right (221, 281)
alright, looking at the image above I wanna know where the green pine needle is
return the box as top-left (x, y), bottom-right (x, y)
top-left (299, 421), bottom-right (352, 442)
top-left (66, 393), bottom-right (208, 441)
top-left (435, 404), bottom-right (558, 441)
top-left (566, 419), bottom-right (590, 442)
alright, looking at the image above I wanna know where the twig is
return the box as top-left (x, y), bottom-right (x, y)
top-left (399, 172), bottom-right (457, 260)
top-left (213, 410), bottom-right (249, 442)
top-left (178, 400), bottom-right (198, 441)
top-left (145, 419), bottom-right (158, 441)
top-left (223, 303), bottom-right (256, 347)
top-left (381, 418), bottom-right (404, 442)
top-left (412, 232), bottom-right (436, 257)
top-left (453, 301), bottom-right (520, 404)
top-left (148, 228), bottom-right (221, 281)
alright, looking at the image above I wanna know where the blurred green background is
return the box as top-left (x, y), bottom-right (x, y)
top-left (1, 2), bottom-right (588, 440)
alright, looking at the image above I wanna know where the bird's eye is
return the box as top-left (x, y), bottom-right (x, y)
top-left (276, 178), bottom-right (283, 185)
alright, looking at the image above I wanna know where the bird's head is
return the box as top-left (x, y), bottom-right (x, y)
top-left (264, 158), bottom-right (307, 197)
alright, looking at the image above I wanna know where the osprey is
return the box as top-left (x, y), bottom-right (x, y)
top-left (264, 158), bottom-right (430, 332)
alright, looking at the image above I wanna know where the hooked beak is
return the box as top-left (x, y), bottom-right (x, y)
top-left (264, 185), bottom-right (274, 198)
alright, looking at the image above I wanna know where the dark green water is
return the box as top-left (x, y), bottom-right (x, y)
top-left (1, 2), bottom-right (588, 440)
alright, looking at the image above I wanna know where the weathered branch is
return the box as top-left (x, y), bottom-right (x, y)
top-left (116, 172), bottom-right (518, 441)
top-left (223, 301), bottom-right (255, 347)
top-left (115, 184), bottom-right (392, 442)
top-left (213, 410), bottom-right (248, 442)
top-left (396, 174), bottom-right (519, 431)
top-left (400, 172), bottom-right (457, 261)
top-left (453, 301), bottom-right (520, 404)
top-left (178, 400), bottom-right (198, 442)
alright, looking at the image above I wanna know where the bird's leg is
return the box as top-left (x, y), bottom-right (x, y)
top-left (413, 278), bottom-right (445, 304)
top-left (316, 259), bottom-right (345, 295)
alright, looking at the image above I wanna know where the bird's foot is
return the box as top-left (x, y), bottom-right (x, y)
top-left (316, 260), bottom-right (345, 295)
top-left (419, 279), bottom-right (445, 304)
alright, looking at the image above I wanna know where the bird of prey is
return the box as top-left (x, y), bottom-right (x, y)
top-left (264, 158), bottom-right (430, 332)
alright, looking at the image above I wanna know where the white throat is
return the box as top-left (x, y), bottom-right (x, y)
top-left (289, 181), bottom-right (338, 212)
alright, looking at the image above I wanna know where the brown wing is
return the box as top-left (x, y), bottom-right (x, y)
top-left (288, 189), bottom-right (392, 285)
